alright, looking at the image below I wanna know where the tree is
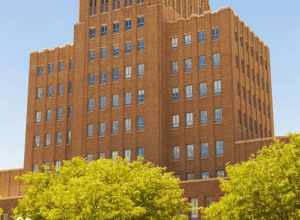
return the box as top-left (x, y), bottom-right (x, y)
top-left (203, 135), bottom-right (300, 220)
top-left (14, 158), bottom-right (188, 220)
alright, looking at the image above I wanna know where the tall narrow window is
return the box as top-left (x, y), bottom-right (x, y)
top-left (199, 82), bottom-right (208, 97)
top-left (212, 27), bottom-right (220, 40)
top-left (172, 145), bottom-right (180, 160)
top-left (212, 53), bottom-right (221, 66)
top-left (89, 0), bottom-right (97, 16)
top-left (172, 114), bottom-right (180, 128)
top-left (137, 63), bottom-right (144, 79)
top-left (137, 89), bottom-right (144, 104)
top-left (191, 198), bottom-right (199, 219)
top-left (112, 0), bottom-right (121, 10)
top-left (214, 108), bottom-right (223, 124)
top-left (137, 16), bottom-right (145, 27)
top-left (214, 80), bottom-right (222, 95)
top-left (184, 58), bottom-right (192, 73)
top-left (100, 0), bottom-right (108, 12)
top-left (187, 144), bottom-right (194, 160)
top-left (200, 143), bottom-right (209, 158)
top-left (185, 85), bottom-right (193, 99)
top-left (137, 116), bottom-right (145, 130)
top-left (216, 141), bottom-right (224, 156)
top-left (186, 112), bottom-right (193, 128)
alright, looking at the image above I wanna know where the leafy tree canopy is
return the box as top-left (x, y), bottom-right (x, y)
top-left (14, 158), bottom-right (188, 220)
top-left (203, 135), bottom-right (300, 220)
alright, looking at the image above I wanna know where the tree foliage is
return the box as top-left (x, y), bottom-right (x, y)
top-left (203, 135), bottom-right (300, 220)
top-left (14, 158), bottom-right (188, 220)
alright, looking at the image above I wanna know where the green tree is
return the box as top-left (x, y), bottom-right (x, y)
top-left (203, 135), bottom-right (300, 220)
top-left (14, 158), bottom-right (188, 220)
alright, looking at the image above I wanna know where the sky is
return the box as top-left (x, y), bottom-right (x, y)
top-left (0, 1), bottom-right (299, 169)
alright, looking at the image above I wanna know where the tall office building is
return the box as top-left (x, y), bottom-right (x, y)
top-left (0, 0), bottom-right (275, 219)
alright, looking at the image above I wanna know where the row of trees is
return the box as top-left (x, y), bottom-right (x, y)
top-left (11, 134), bottom-right (300, 219)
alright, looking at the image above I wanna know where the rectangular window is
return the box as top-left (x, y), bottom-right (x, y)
top-left (187, 144), bottom-right (194, 160)
top-left (137, 64), bottom-right (145, 79)
top-left (88, 98), bottom-right (96, 112)
top-left (46, 109), bottom-right (52, 121)
top-left (34, 135), bottom-right (40, 147)
top-left (201, 171), bottom-right (209, 179)
top-left (199, 55), bottom-right (206, 68)
top-left (87, 124), bottom-right (94, 137)
top-left (137, 89), bottom-right (144, 104)
top-left (172, 114), bottom-right (179, 128)
top-left (111, 151), bottom-right (119, 160)
top-left (112, 45), bottom-right (120, 57)
top-left (48, 85), bottom-right (54, 97)
top-left (185, 85), bottom-right (193, 99)
top-left (100, 72), bottom-right (108, 84)
top-left (137, 16), bottom-right (145, 27)
top-left (36, 87), bottom-right (44, 99)
top-left (86, 154), bottom-right (94, 162)
top-left (99, 122), bottom-right (106, 137)
top-left (58, 61), bottom-right (65, 71)
top-left (184, 34), bottom-right (192, 45)
top-left (88, 73), bottom-right (96, 86)
top-left (56, 107), bottom-right (64, 121)
top-left (88, 50), bottom-right (96, 61)
top-left (125, 92), bottom-right (132, 106)
top-left (68, 81), bottom-right (72, 94)
top-left (136, 147), bottom-right (144, 158)
top-left (214, 80), bottom-right (222, 95)
top-left (191, 198), bottom-right (199, 219)
top-left (217, 169), bottom-right (225, 177)
top-left (186, 112), bottom-right (193, 128)
top-left (198, 31), bottom-right (205, 43)
top-left (112, 67), bottom-right (120, 81)
top-left (112, 95), bottom-right (119, 107)
top-left (112, 120), bottom-right (119, 134)
top-left (124, 0), bottom-right (133, 6)
top-left (55, 160), bottom-right (62, 171)
top-left (124, 149), bottom-right (132, 161)
top-left (35, 111), bottom-right (42, 123)
top-left (125, 41), bottom-right (132, 54)
top-left (137, 116), bottom-right (145, 130)
top-left (172, 87), bottom-right (179, 100)
top-left (171, 36), bottom-right (178, 48)
top-left (99, 152), bottom-right (106, 159)
top-left (125, 19), bottom-right (132, 31)
top-left (67, 130), bottom-right (72, 145)
top-left (100, 47), bottom-right (108, 59)
top-left (100, 0), bottom-right (108, 12)
top-left (113, 22), bottom-right (120, 33)
top-left (212, 53), bottom-right (221, 66)
top-left (125, 66), bottom-right (132, 79)
top-left (125, 118), bottom-right (132, 132)
top-left (200, 143), bottom-right (209, 158)
top-left (172, 145), bottom-right (180, 160)
top-left (171, 61), bottom-right (178, 74)
top-left (184, 58), bottom-right (192, 72)
top-left (58, 84), bottom-right (64, 96)
top-left (137, 39), bottom-right (144, 51)
top-left (216, 141), bottom-right (224, 156)
top-left (212, 27), bottom-right (220, 40)
top-left (200, 111), bottom-right (208, 125)
top-left (37, 67), bottom-right (44, 76)
top-left (89, 27), bottom-right (96, 39)
top-left (47, 63), bottom-right (54, 74)
top-left (56, 132), bottom-right (63, 145)
top-left (45, 133), bottom-right (51, 146)
top-left (101, 24), bottom-right (108, 35)
top-left (112, 0), bottom-right (121, 10)
top-left (100, 96), bottom-right (106, 110)
top-left (199, 82), bottom-right (208, 97)
top-left (214, 108), bottom-right (223, 124)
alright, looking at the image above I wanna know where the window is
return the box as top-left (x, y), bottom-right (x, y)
top-left (171, 36), bottom-right (178, 48)
top-left (199, 82), bottom-right (208, 97)
top-left (112, 95), bottom-right (119, 107)
top-left (201, 171), bottom-right (209, 179)
top-left (217, 169), bottom-right (225, 177)
top-left (216, 141), bottom-right (224, 156)
top-left (35, 111), bottom-right (42, 123)
top-left (36, 87), bottom-right (44, 99)
top-left (86, 154), bottom-right (94, 162)
top-left (89, 27), bottom-right (96, 39)
top-left (137, 39), bottom-right (144, 51)
top-left (171, 87), bottom-right (179, 100)
top-left (67, 130), bottom-right (72, 145)
top-left (198, 31), bottom-right (205, 43)
top-left (113, 22), bottom-right (120, 33)
top-left (187, 144), bottom-right (194, 160)
top-left (112, 0), bottom-right (121, 10)
top-left (136, 0), bottom-right (144, 4)
top-left (100, 72), bottom-right (108, 84)
top-left (125, 41), bottom-right (132, 54)
top-left (87, 124), bottom-right (94, 137)
top-left (99, 122), bottom-right (106, 137)
top-left (185, 85), bottom-right (193, 99)
top-left (136, 147), bottom-right (144, 158)
top-left (187, 173), bottom-right (195, 180)
top-left (191, 198), bottom-right (199, 219)
top-left (125, 92), bottom-right (132, 106)
top-left (201, 143), bottom-right (209, 158)
top-left (45, 133), bottom-right (51, 146)
top-left (88, 50), bottom-right (96, 61)
top-left (112, 67), bottom-right (120, 81)
top-left (89, 0), bottom-right (97, 15)
top-left (171, 61), bottom-right (178, 74)
top-left (125, 66), bottom-right (132, 79)
top-left (58, 84), bottom-right (64, 96)
top-left (47, 63), bottom-right (54, 74)
top-left (212, 27), bottom-right (220, 40)
top-left (111, 151), bottom-right (119, 160)
top-left (56, 132), bottom-right (63, 145)
top-left (37, 67), bottom-right (44, 76)
top-left (88, 73), bottom-right (96, 86)
top-left (56, 107), bottom-right (64, 121)
top-left (125, 118), bottom-right (132, 132)
top-left (125, 19), bottom-right (132, 31)
top-left (99, 96), bottom-right (106, 110)
top-left (48, 85), bottom-right (54, 97)
top-left (68, 81), bottom-right (73, 94)
top-left (32, 164), bottom-right (39, 172)
top-left (101, 24), bottom-right (108, 35)
top-left (212, 53), bottom-right (221, 66)
top-left (46, 109), bottom-right (52, 121)
top-left (184, 34), bottom-right (192, 45)
top-left (214, 80), bottom-right (222, 95)
top-left (172, 114), bottom-right (179, 128)
top-left (124, 149), bottom-right (132, 161)
top-left (112, 120), bottom-right (119, 134)
top-left (58, 61), bottom-right (65, 71)
top-left (88, 98), bottom-right (96, 112)
top-left (199, 55), bottom-right (206, 68)
top-left (137, 63), bottom-right (145, 79)
top-left (186, 112), bottom-right (193, 128)
top-left (172, 145), bottom-right (180, 160)
top-left (100, 47), bottom-right (108, 59)
top-left (214, 108), bottom-right (223, 124)
top-left (100, 0), bottom-right (108, 12)
top-left (184, 58), bottom-right (192, 72)
top-left (137, 89), bottom-right (144, 104)
top-left (137, 16), bottom-right (144, 27)
top-left (137, 116), bottom-right (145, 130)
top-left (200, 111), bottom-right (208, 125)
top-left (112, 45), bottom-right (120, 57)
top-left (55, 161), bottom-right (62, 171)
top-left (124, 0), bottom-right (133, 6)
top-left (99, 152), bottom-right (106, 159)
top-left (34, 135), bottom-right (40, 147)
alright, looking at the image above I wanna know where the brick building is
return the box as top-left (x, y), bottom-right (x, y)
top-left (0, 0), bottom-right (277, 219)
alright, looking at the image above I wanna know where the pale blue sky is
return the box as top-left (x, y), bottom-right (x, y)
top-left (0, 1), bottom-right (299, 169)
